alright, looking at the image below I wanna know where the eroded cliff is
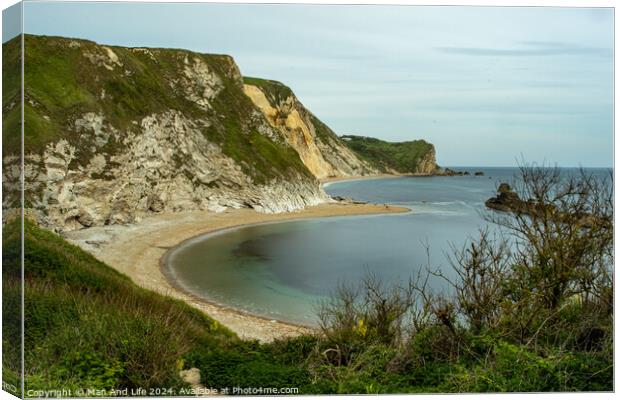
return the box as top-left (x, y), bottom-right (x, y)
top-left (3, 35), bottom-right (328, 232)
top-left (340, 135), bottom-right (438, 175)
top-left (2, 35), bottom-right (438, 233)
top-left (242, 77), bottom-right (378, 179)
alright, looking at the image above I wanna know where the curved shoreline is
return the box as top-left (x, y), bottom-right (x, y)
top-left (64, 201), bottom-right (409, 342)
top-left (320, 173), bottom-right (407, 188)
top-left (158, 207), bottom-right (415, 330)
top-left (158, 221), bottom-right (321, 331)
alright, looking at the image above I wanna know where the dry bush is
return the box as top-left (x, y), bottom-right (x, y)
top-left (316, 164), bottom-right (613, 369)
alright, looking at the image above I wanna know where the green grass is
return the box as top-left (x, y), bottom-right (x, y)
top-left (3, 34), bottom-right (611, 395)
top-left (341, 135), bottom-right (436, 174)
top-left (3, 219), bottom-right (235, 393)
top-left (242, 76), bottom-right (294, 105)
top-left (3, 34), bottom-right (312, 185)
top-left (242, 76), bottom-right (342, 146)
top-left (185, 336), bottom-right (317, 393)
top-left (2, 37), bottom-right (22, 157)
top-left (2, 220), bottom-right (612, 395)
top-left (2, 218), bottom-right (22, 397)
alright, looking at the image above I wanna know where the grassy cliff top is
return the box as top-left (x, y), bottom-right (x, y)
top-left (243, 76), bottom-right (294, 105)
top-left (2, 34), bottom-right (312, 184)
top-left (341, 135), bottom-right (435, 174)
top-left (4, 34), bottom-right (228, 154)
top-left (242, 76), bottom-right (345, 148)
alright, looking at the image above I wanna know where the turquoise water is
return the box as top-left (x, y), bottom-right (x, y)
top-left (165, 167), bottom-right (609, 325)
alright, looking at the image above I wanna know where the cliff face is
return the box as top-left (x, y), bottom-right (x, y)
top-left (340, 135), bottom-right (438, 175)
top-left (2, 35), bottom-right (439, 233)
top-left (415, 146), bottom-right (439, 175)
top-left (242, 78), bottom-right (378, 179)
top-left (3, 35), bottom-right (328, 232)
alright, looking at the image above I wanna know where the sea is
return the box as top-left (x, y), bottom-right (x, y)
top-left (165, 167), bottom-right (611, 325)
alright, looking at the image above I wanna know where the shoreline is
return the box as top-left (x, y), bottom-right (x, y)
top-left (157, 220), bottom-right (324, 332)
top-left (320, 172), bottom-right (444, 188)
top-left (320, 173), bottom-right (403, 187)
top-left (64, 201), bottom-right (409, 342)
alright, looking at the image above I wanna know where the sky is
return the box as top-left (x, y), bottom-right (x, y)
top-left (5, 1), bottom-right (615, 167)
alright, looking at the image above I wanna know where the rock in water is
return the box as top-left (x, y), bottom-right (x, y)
top-left (485, 183), bottom-right (523, 212)
top-left (498, 183), bottom-right (512, 193)
top-left (485, 183), bottom-right (556, 216)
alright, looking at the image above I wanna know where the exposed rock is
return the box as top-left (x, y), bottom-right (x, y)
top-left (331, 195), bottom-right (351, 202)
top-left (485, 183), bottom-right (555, 215)
top-left (435, 168), bottom-right (468, 176)
top-left (180, 55), bottom-right (223, 110)
top-left (83, 46), bottom-right (123, 71)
top-left (415, 147), bottom-right (439, 175)
top-left (486, 183), bottom-right (610, 230)
top-left (77, 210), bottom-right (94, 227)
top-left (498, 183), bottom-right (512, 193)
top-left (5, 35), bottom-right (438, 233)
top-left (147, 195), bottom-right (165, 213)
top-left (84, 239), bottom-right (107, 248)
top-left (243, 80), bottom-right (378, 179)
top-left (485, 184), bottom-right (521, 212)
top-left (474, 171), bottom-right (484, 176)
top-left (339, 135), bottom-right (437, 175)
top-left (24, 108), bottom-right (328, 232)
top-left (179, 368), bottom-right (204, 391)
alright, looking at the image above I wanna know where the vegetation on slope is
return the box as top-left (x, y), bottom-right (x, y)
top-left (3, 218), bottom-right (234, 393)
top-left (341, 135), bottom-right (435, 174)
top-left (301, 165), bottom-right (613, 393)
top-left (2, 35), bottom-right (22, 158)
top-left (3, 218), bottom-right (323, 396)
top-left (3, 166), bottom-right (612, 395)
top-left (242, 76), bottom-right (343, 147)
top-left (4, 35), bottom-right (312, 184)
top-left (243, 77), bottom-right (294, 106)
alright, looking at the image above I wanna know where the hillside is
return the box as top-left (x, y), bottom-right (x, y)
top-left (341, 135), bottom-right (438, 175)
top-left (1, 35), bottom-right (443, 232)
top-left (3, 35), bottom-right (379, 233)
top-left (242, 77), bottom-right (377, 179)
top-left (1, 218), bottom-right (314, 395)
top-left (2, 33), bottom-right (612, 397)
top-left (3, 219), bottom-right (611, 395)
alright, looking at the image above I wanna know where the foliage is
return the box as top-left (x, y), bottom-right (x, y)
top-left (310, 165), bottom-right (613, 393)
top-left (341, 135), bottom-right (435, 173)
top-left (242, 76), bottom-right (294, 105)
top-left (242, 76), bottom-right (342, 147)
top-left (3, 219), bottom-right (234, 393)
top-left (3, 128), bottom-right (612, 394)
top-left (2, 218), bottom-right (22, 397)
top-left (185, 336), bottom-right (315, 392)
top-left (2, 34), bottom-right (311, 185)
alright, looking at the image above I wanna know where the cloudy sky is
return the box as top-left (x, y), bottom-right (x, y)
top-left (9, 2), bottom-right (615, 167)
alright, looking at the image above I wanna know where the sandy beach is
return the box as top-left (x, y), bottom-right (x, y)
top-left (64, 201), bottom-right (409, 342)
top-left (320, 173), bottom-right (409, 187)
